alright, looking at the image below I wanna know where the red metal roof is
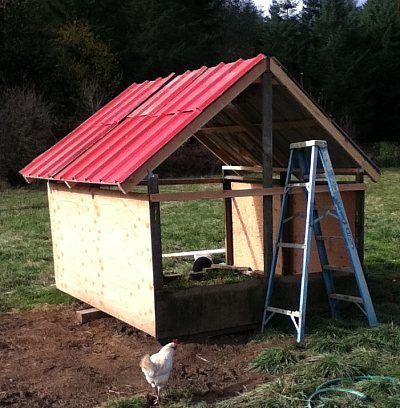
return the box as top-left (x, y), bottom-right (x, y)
top-left (20, 54), bottom-right (266, 186)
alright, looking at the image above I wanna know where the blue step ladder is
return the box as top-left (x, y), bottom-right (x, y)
top-left (261, 140), bottom-right (378, 343)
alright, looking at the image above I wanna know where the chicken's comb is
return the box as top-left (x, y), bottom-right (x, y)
top-left (172, 338), bottom-right (178, 344)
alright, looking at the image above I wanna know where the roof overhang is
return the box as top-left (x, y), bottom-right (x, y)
top-left (20, 54), bottom-right (379, 192)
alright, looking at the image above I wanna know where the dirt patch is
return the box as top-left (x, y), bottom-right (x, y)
top-left (0, 306), bottom-right (267, 407)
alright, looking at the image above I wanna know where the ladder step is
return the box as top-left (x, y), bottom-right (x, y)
top-left (287, 182), bottom-right (309, 188)
top-left (323, 265), bottom-right (353, 273)
top-left (266, 306), bottom-right (300, 318)
top-left (277, 242), bottom-right (306, 249)
top-left (329, 293), bottom-right (363, 304)
top-left (316, 235), bottom-right (344, 241)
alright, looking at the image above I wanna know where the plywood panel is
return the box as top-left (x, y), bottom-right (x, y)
top-left (48, 183), bottom-right (156, 336)
top-left (231, 182), bottom-right (357, 275)
top-left (231, 182), bottom-right (282, 273)
top-left (288, 190), bottom-right (357, 274)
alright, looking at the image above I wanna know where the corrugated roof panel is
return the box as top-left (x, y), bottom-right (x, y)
top-left (161, 55), bottom-right (264, 115)
top-left (20, 75), bottom-right (173, 179)
top-left (102, 113), bottom-right (196, 183)
top-left (21, 54), bottom-right (267, 185)
top-left (55, 112), bottom-right (197, 183)
top-left (23, 124), bottom-right (114, 179)
top-left (132, 67), bottom-right (207, 117)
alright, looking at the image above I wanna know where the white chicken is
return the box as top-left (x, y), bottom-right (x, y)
top-left (140, 339), bottom-right (178, 403)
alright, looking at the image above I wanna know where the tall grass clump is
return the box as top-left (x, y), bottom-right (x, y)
top-left (250, 347), bottom-right (298, 374)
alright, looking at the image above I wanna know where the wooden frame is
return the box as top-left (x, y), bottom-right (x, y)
top-left (269, 58), bottom-right (380, 182)
top-left (119, 58), bottom-right (267, 192)
top-left (262, 71), bottom-right (274, 278)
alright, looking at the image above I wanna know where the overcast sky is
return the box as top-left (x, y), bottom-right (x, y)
top-left (253, 0), bottom-right (366, 15)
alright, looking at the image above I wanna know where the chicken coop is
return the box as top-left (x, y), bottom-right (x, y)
top-left (20, 54), bottom-right (380, 341)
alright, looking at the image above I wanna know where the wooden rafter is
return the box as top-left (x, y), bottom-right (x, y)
top-left (198, 118), bottom-right (318, 134)
top-left (269, 58), bottom-right (380, 182)
top-left (221, 103), bottom-right (286, 168)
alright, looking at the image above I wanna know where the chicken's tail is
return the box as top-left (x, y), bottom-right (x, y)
top-left (140, 354), bottom-right (155, 375)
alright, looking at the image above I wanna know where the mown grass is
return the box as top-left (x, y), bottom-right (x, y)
top-left (1, 170), bottom-right (400, 407)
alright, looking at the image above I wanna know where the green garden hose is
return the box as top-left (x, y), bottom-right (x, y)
top-left (306, 375), bottom-right (399, 407)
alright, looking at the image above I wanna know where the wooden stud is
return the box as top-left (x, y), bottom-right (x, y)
top-left (76, 308), bottom-right (108, 324)
top-left (148, 173), bottom-right (163, 291)
top-left (223, 170), bottom-right (234, 265)
top-left (280, 171), bottom-right (291, 275)
top-left (355, 170), bottom-right (365, 267)
top-left (262, 71), bottom-right (273, 277)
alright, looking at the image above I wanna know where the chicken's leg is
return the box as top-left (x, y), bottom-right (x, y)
top-left (156, 386), bottom-right (161, 405)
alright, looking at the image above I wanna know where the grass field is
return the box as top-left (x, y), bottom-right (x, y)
top-left (1, 169), bottom-right (400, 407)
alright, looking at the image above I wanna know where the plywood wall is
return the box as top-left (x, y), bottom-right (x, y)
top-left (231, 182), bottom-right (282, 272)
top-left (288, 190), bottom-right (357, 274)
top-left (231, 182), bottom-right (358, 275)
top-left (48, 183), bottom-right (156, 336)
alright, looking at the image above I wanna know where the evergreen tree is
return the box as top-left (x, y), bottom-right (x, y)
top-left (360, 0), bottom-right (400, 142)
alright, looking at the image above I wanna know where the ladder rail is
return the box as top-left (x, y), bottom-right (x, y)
top-left (319, 147), bottom-right (378, 326)
top-left (261, 140), bottom-right (378, 343)
top-left (297, 147), bottom-right (338, 319)
top-left (296, 146), bottom-right (318, 343)
top-left (261, 149), bottom-right (296, 330)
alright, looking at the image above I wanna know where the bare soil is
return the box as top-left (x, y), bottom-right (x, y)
top-left (0, 306), bottom-right (267, 407)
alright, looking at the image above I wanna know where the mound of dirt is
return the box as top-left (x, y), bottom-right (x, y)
top-left (0, 306), bottom-right (267, 407)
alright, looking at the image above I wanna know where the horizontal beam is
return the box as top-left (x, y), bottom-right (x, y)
top-left (162, 248), bottom-right (225, 258)
top-left (139, 177), bottom-right (221, 186)
top-left (222, 165), bottom-right (262, 172)
top-left (222, 166), bottom-right (362, 176)
top-left (273, 167), bottom-right (362, 175)
top-left (198, 119), bottom-right (318, 134)
top-left (150, 183), bottom-right (365, 202)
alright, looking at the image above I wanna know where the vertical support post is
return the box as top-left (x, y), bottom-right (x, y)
top-left (223, 170), bottom-right (234, 265)
top-left (262, 71), bottom-right (273, 278)
top-left (280, 171), bottom-right (289, 275)
top-left (355, 169), bottom-right (365, 267)
top-left (148, 172), bottom-right (163, 291)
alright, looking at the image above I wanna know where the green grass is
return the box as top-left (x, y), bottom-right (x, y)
top-left (249, 347), bottom-right (298, 374)
top-left (1, 170), bottom-right (400, 407)
top-left (101, 396), bottom-right (147, 408)
top-left (0, 187), bottom-right (74, 311)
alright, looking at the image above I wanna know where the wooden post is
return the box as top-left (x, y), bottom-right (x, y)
top-left (262, 71), bottom-right (273, 278)
top-left (223, 170), bottom-right (234, 265)
top-left (148, 173), bottom-right (163, 290)
top-left (280, 171), bottom-right (289, 275)
top-left (355, 169), bottom-right (365, 267)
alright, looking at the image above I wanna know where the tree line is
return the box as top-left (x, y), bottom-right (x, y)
top-left (0, 0), bottom-right (399, 183)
